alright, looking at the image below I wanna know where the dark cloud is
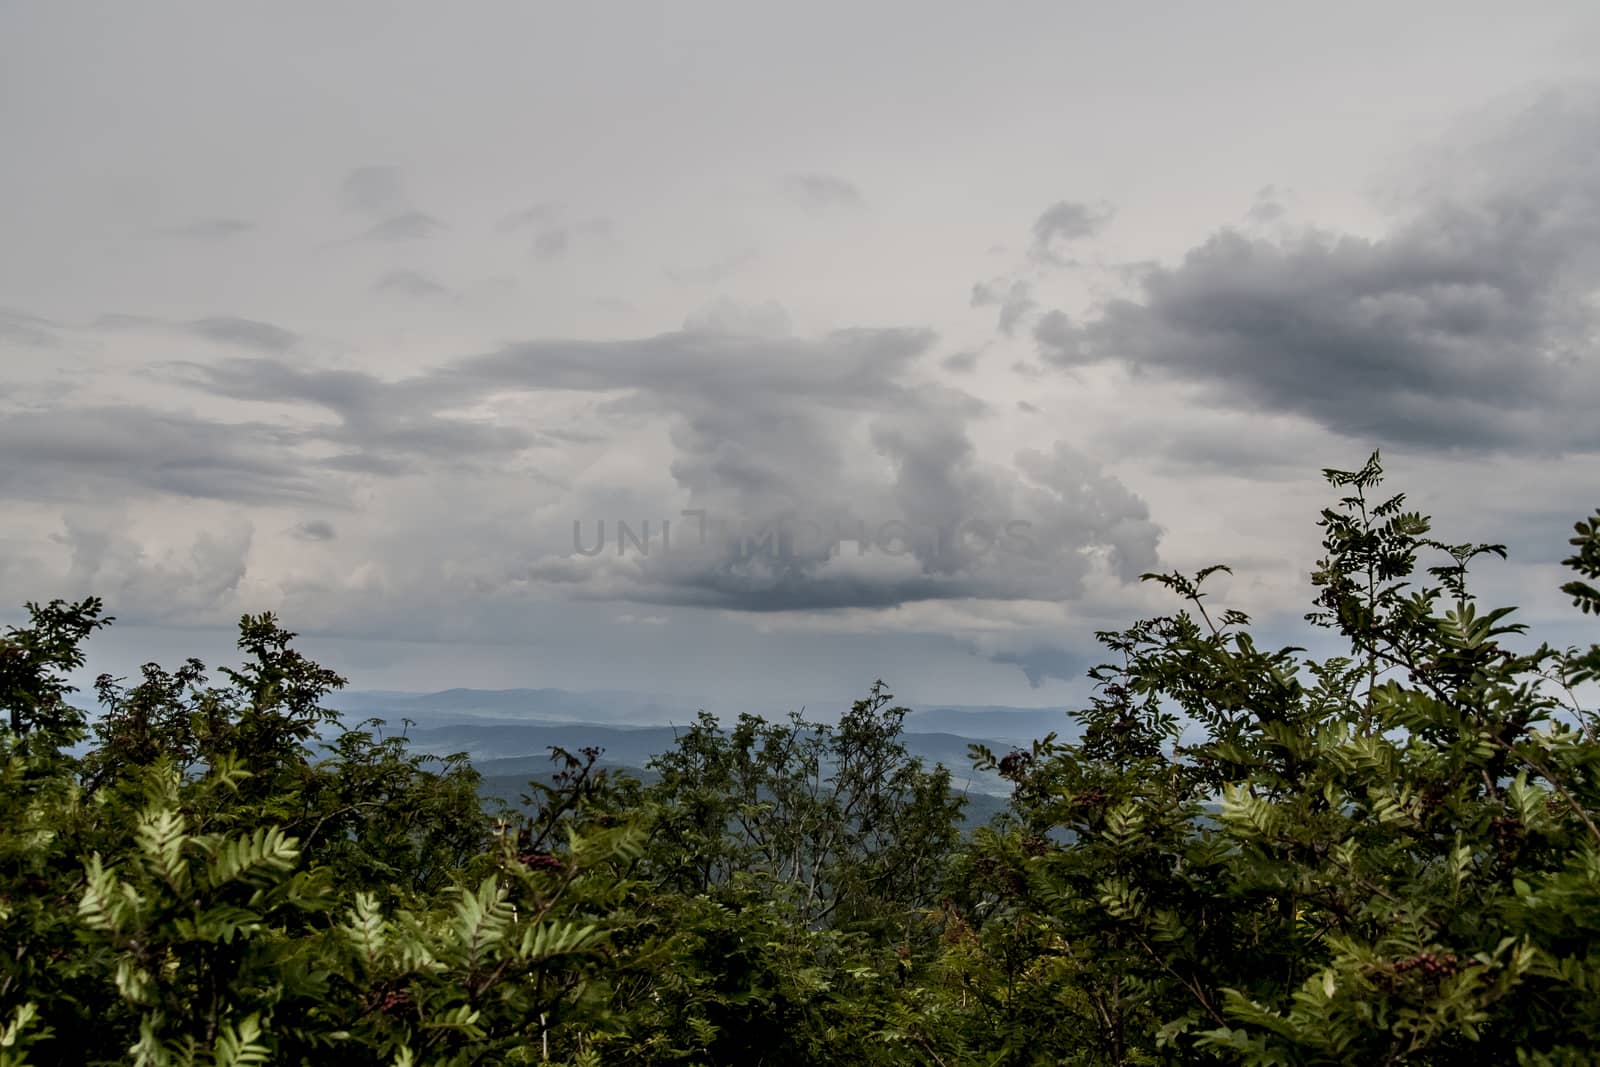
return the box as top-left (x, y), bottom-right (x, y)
top-left (988, 645), bottom-right (1087, 688)
top-left (0, 308), bottom-right (62, 348)
top-left (443, 327), bottom-right (932, 403)
top-left (337, 167), bottom-right (446, 242)
top-left (146, 324), bottom-right (1159, 618)
top-left (0, 301), bottom-right (1166, 668)
top-left (543, 559), bottom-right (991, 615)
top-left (0, 406), bottom-right (323, 505)
top-left (1042, 226), bottom-right (1600, 451)
top-left (187, 360), bottom-right (387, 413)
top-left (360, 211), bottom-right (444, 242)
top-left (339, 165), bottom-right (407, 215)
top-left (584, 472), bottom-right (1157, 615)
top-left (785, 173), bottom-right (864, 212)
top-left (1035, 89), bottom-right (1600, 455)
top-left (319, 452), bottom-right (411, 477)
top-left (1015, 443), bottom-right (1161, 583)
top-left (48, 512), bottom-right (255, 626)
top-left (163, 218), bottom-right (254, 241)
top-left (325, 325), bottom-right (1158, 614)
top-left (535, 422), bottom-right (1157, 616)
top-left (1094, 410), bottom-right (1323, 479)
top-left (1031, 200), bottom-right (1113, 263)
top-left (940, 350), bottom-right (979, 373)
top-left (972, 280), bottom-right (1037, 336)
top-left (181, 358), bottom-right (540, 472)
top-left (186, 316), bottom-right (299, 352)
top-left (292, 519), bottom-right (337, 542)
top-left (93, 313), bottom-right (299, 352)
top-left (375, 269), bottom-right (451, 300)
top-left (1246, 186), bottom-right (1288, 225)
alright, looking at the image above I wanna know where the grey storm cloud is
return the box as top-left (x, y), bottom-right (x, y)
top-left (560, 431), bottom-right (1160, 615)
top-left (1036, 89), bottom-right (1600, 455)
top-left (187, 316), bottom-right (300, 352)
top-left (91, 313), bottom-right (300, 352)
top-left (181, 358), bottom-right (542, 472)
top-left (972, 280), bottom-right (1038, 336)
top-left (988, 644), bottom-right (1088, 689)
top-left (164, 329), bottom-right (935, 604)
top-left (163, 218), bottom-right (254, 241)
top-left (1095, 408), bottom-right (1324, 478)
top-left (532, 411), bottom-right (1160, 616)
top-left (337, 166), bottom-right (446, 241)
top-left (1012, 443), bottom-right (1161, 584)
top-left (281, 326), bottom-right (1160, 615)
top-left (441, 326), bottom-right (934, 403)
top-left (51, 511), bottom-right (255, 627)
top-left (360, 211), bottom-right (445, 242)
top-left (375, 269), bottom-right (451, 300)
top-left (0, 307), bottom-right (62, 348)
top-left (1031, 200), bottom-right (1113, 263)
top-left (1247, 187), bottom-right (1289, 225)
top-left (441, 330), bottom-right (943, 588)
top-left (940, 350), bottom-right (980, 373)
top-left (0, 406), bottom-right (324, 505)
top-left (785, 173), bottom-right (864, 212)
top-left (292, 519), bottom-right (337, 542)
top-left (33, 316), bottom-right (1159, 633)
top-left (0, 308), bottom-right (1164, 694)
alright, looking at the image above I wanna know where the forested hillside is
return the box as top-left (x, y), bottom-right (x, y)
top-left (3, 455), bottom-right (1600, 1065)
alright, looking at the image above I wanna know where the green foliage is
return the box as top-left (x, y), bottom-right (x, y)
top-left (0, 598), bottom-right (110, 757)
top-left (932, 453), bottom-right (1600, 1064)
top-left (0, 455), bottom-right (1597, 1063)
top-left (641, 682), bottom-right (963, 931)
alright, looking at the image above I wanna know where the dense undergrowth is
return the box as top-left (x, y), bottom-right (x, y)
top-left (3, 454), bottom-right (1599, 1065)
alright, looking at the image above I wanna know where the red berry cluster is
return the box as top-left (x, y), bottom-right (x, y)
top-left (997, 749), bottom-right (1033, 781)
top-left (362, 988), bottom-right (415, 1018)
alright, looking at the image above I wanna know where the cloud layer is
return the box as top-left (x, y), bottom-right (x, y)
top-left (3, 2), bottom-right (1596, 700)
top-left (1036, 88), bottom-right (1600, 455)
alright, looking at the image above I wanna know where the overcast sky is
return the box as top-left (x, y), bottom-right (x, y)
top-left (3, 2), bottom-right (1598, 713)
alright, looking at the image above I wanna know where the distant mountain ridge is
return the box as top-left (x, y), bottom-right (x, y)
top-left (903, 705), bottom-right (1075, 743)
top-left (330, 687), bottom-right (704, 727)
top-left (328, 688), bottom-right (1079, 798)
top-left (331, 687), bottom-right (1076, 738)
